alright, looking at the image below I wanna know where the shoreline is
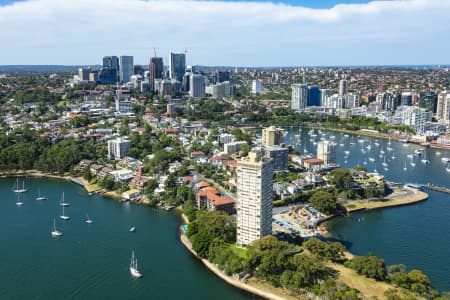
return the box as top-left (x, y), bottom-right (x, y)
top-left (179, 230), bottom-right (302, 300)
top-left (318, 187), bottom-right (429, 233)
top-left (344, 187), bottom-right (429, 214)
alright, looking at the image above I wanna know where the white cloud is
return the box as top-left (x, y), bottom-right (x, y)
top-left (0, 0), bottom-right (449, 65)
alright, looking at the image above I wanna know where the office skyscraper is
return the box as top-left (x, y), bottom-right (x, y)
top-left (236, 151), bottom-right (273, 247)
top-left (291, 84), bottom-right (308, 111)
top-left (419, 91), bottom-right (437, 113)
top-left (216, 71), bottom-right (230, 83)
top-left (169, 52), bottom-right (186, 82)
top-left (119, 56), bottom-right (134, 83)
top-left (98, 56), bottom-right (120, 84)
top-left (149, 57), bottom-right (164, 92)
top-left (401, 92), bottom-right (413, 106)
top-left (308, 85), bottom-right (321, 106)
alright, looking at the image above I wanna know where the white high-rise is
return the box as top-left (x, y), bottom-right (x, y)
top-left (236, 151), bottom-right (273, 248)
top-left (291, 84), bottom-right (308, 111)
top-left (251, 79), bottom-right (262, 95)
top-left (189, 74), bottom-right (205, 98)
top-left (437, 91), bottom-right (450, 124)
top-left (108, 137), bottom-right (131, 160)
top-left (262, 126), bottom-right (284, 147)
top-left (317, 141), bottom-right (337, 166)
top-left (339, 79), bottom-right (348, 96)
top-left (119, 56), bottom-right (134, 83)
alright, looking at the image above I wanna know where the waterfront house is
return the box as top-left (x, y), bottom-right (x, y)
top-left (196, 186), bottom-right (235, 214)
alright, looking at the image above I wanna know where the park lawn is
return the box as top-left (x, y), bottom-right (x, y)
top-left (246, 277), bottom-right (308, 300)
top-left (230, 243), bottom-right (248, 259)
top-left (329, 262), bottom-right (395, 300)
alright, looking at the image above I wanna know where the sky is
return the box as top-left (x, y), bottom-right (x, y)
top-left (0, 0), bottom-right (449, 66)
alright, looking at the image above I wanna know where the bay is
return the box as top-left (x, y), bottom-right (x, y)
top-left (0, 178), bottom-right (252, 299)
top-left (285, 127), bottom-right (450, 291)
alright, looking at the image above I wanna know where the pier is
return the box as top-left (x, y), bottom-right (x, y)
top-left (422, 183), bottom-right (450, 195)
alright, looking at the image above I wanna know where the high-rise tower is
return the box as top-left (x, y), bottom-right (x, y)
top-left (236, 151), bottom-right (273, 248)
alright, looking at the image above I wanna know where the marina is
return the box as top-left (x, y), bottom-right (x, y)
top-left (285, 127), bottom-right (450, 291)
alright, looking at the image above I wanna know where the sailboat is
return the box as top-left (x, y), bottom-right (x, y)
top-left (403, 161), bottom-right (407, 171)
top-left (421, 151), bottom-right (430, 164)
top-left (391, 152), bottom-right (396, 160)
top-left (59, 192), bottom-right (70, 207)
top-left (60, 205), bottom-right (70, 220)
top-left (130, 251), bottom-right (143, 278)
top-left (85, 214), bottom-right (93, 224)
top-left (36, 189), bottom-right (47, 201)
top-left (382, 156), bottom-right (388, 167)
top-left (16, 194), bottom-right (24, 206)
top-left (13, 177), bottom-right (27, 193)
top-left (51, 219), bottom-right (63, 237)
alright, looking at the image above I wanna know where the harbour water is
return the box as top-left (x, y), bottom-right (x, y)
top-left (285, 127), bottom-right (450, 291)
top-left (0, 178), bottom-right (252, 299)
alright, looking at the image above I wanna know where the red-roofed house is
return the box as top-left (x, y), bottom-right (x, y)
top-left (303, 158), bottom-right (324, 171)
top-left (196, 187), bottom-right (235, 214)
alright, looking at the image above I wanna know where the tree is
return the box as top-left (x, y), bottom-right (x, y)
top-left (309, 190), bottom-right (338, 215)
top-left (187, 211), bottom-right (236, 258)
top-left (329, 168), bottom-right (353, 191)
top-left (347, 254), bottom-right (386, 281)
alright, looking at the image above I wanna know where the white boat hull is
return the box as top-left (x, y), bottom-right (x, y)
top-left (130, 267), bottom-right (142, 278)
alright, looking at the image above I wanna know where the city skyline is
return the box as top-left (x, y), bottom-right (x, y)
top-left (0, 0), bottom-right (449, 66)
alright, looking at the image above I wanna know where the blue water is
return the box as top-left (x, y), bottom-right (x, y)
top-left (285, 127), bottom-right (450, 291)
top-left (0, 178), bottom-right (252, 299)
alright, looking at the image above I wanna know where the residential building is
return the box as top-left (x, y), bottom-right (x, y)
top-left (189, 74), bottom-right (205, 98)
top-left (317, 141), bottom-right (337, 166)
top-left (437, 91), bottom-right (450, 124)
top-left (78, 67), bottom-right (91, 81)
top-left (262, 126), bottom-right (284, 147)
top-left (107, 137), bottom-right (131, 160)
top-left (224, 141), bottom-right (248, 155)
top-left (251, 79), bottom-right (262, 95)
top-left (394, 106), bottom-right (432, 132)
top-left (264, 146), bottom-right (288, 172)
top-left (236, 151), bottom-right (273, 247)
top-left (119, 55), bottom-right (134, 83)
top-left (196, 186), bottom-right (235, 214)
top-left (338, 79), bottom-right (348, 96)
top-left (291, 84), bottom-right (308, 111)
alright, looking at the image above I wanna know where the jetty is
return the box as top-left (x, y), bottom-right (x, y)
top-left (422, 183), bottom-right (450, 195)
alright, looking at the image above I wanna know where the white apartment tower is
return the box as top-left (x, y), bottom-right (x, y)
top-left (236, 151), bottom-right (273, 248)
top-left (262, 126), bottom-right (284, 147)
top-left (437, 91), bottom-right (450, 124)
top-left (317, 141), bottom-right (337, 166)
top-left (189, 74), bottom-right (205, 98)
top-left (251, 79), bottom-right (262, 95)
top-left (107, 137), bottom-right (131, 160)
top-left (339, 79), bottom-right (348, 96)
top-left (291, 84), bottom-right (308, 111)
